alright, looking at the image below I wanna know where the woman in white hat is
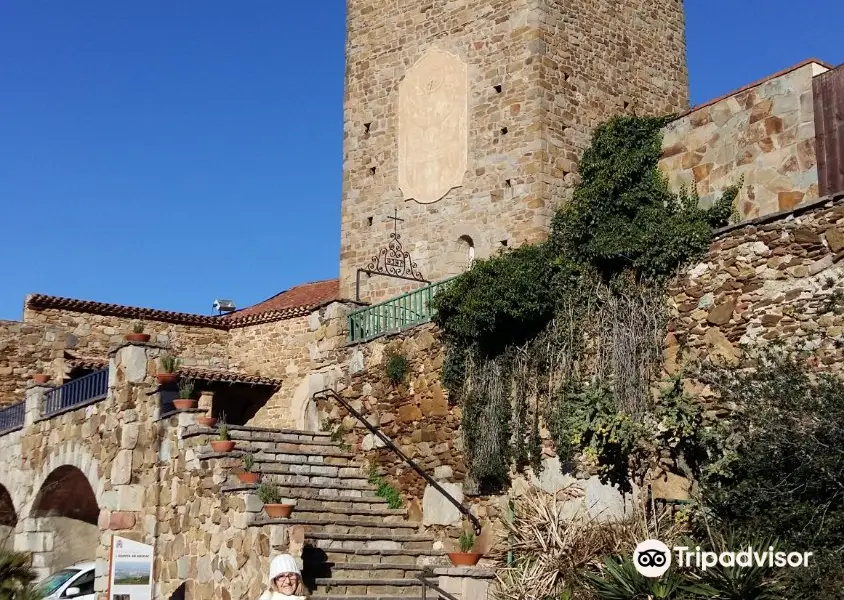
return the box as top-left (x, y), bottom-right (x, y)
top-left (258, 554), bottom-right (307, 600)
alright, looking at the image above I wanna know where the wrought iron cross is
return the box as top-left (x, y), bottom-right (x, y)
top-left (386, 208), bottom-right (405, 234)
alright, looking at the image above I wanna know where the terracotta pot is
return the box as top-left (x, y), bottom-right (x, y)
top-left (125, 333), bottom-right (151, 343)
top-left (197, 416), bottom-right (217, 427)
top-left (264, 504), bottom-right (294, 519)
top-left (172, 399), bottom-right (197, 411)
top-left (156, 373), bottom-right (178, 385)
top-left (237, 471), bottom-right (260, 485)
top-left (32, 374), bottom-right (50, 385)
top-left (447, 552), bottom-right (483, 567)
top-left (210, 440), bottom-right (235, 453)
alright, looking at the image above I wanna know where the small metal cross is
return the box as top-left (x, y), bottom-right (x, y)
top-left (386, 208), bottom-right (405, 234)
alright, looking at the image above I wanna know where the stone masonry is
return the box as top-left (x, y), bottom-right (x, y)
top-left (660, 60), bottom-right (831, 220)
top-left (340, 0), bottom-right (689, 304)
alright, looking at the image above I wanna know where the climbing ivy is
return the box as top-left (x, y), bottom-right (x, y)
top-left (432, 115), bottom-right (741, 488)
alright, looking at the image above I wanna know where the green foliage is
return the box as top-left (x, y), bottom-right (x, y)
top-left (582, 557), bottom-right (707, 599)
top-left (699, 349), bottom-right (844, 598)
top-left (217, 414), bottom-right (230, 441)
top-left (689, 531), bottom-right (786, 600)
top-left (0, 550), bottom-right (43, 600)
top-left (549, 116), bottom-right (739, 281)
top-left (242, 453), bottom-right (255, 472)
top-left (430, 114), bottom-right (741, 488)
top-left (258, 482), bottom-right (280, 505)
top-left (132, 321), bottom-right (145, 334)
top-left (385, 352), bottom-right (408, 385)
top-left (159, 353), bottom-right (179, 373)
top-left (177, 378), bottom-right (194, 399)
top-left (367, 463), bottom-right (403, 509)
top-left (432, 243), bottom-right (555, 354)
top-left (459, 530), bottom-right (476, 553)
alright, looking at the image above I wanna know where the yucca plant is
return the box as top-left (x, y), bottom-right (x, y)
top-left (460, 530), bottom-right (476, 553)
top-left (688, 531), bottom-right (785, 599)
top-left (132, 321), bottom-right (144, 334)
top-left (243, 453), bottom-right (255, 472)
top-left (582, 557), bottom-right (708, 599)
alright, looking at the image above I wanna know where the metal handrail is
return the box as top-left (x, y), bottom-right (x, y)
top-left (0, 401), bottom-right (25, 433)
top-left (416, 573), bottom-right (459, 600)
top-left (313, 388), bottom-right (481, 535)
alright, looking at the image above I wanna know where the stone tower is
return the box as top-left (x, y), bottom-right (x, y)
top-left (339, 0), bottom-right (689, 303)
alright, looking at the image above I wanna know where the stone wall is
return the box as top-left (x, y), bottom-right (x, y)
top-left (339, 0), bottom-right (689, 303)
top-left (227, 302), bottom-right (352, 429)
top-left (660, 60), bottom-right (830, 221)
top-left (0, 320), bottom-right (68, 406)
top-left (667, 194), bottom-right (844, 379)
top-left (23, 307), bottom-right (230, 368)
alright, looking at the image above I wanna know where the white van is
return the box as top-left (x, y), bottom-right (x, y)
top-left (37, 561), bottom-right (96, 600)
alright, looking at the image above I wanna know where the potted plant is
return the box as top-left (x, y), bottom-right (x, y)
top-left (209, 418), bottom-right (235, 453)
top-left (237, 453), bottom-right (260, 485)
top-left (197, 414), bottom-right (217, 427)
top-left (125, 322), bottom-right (151, 343)
top-left (447, 531), bottom-right (483, 566)
top-left (258, 482), bottom-right (293, 518)
top-left (156, 353), bottom-right (180, 385)
top-left (172, 379), bottom-right (197, 411)
top-left (32, 373), bottom-right (50, 385)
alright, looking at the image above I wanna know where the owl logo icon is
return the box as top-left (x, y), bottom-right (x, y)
top-left (633, 540), bottom-right (672, 578)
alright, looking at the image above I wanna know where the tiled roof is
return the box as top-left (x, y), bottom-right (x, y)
top-left (222, 279), bottom-right (340, 324)
top-left (64, 352), bottom-right (108, 371)
top-left (25, 278), bottom-right (343, 328)
top-left (27, 294), bottom-right (229, 328)
top-left (178, 366), bottom-right (282, 387)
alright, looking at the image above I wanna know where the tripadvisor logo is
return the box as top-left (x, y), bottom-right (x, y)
top-left (633, 540), bottom-right (813, 578)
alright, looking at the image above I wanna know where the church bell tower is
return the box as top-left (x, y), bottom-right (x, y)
top-left (339, 0), bottom-right (689, 303)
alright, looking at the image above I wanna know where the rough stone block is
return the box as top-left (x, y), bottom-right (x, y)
top-left (108, 511), bottom-right (136, 530)
top-left (111, 449), bottom-right (133, 485)
top-left (120, 346), bottom-right (149, 383)
top-left (422, 482), bottom-right (464, 526)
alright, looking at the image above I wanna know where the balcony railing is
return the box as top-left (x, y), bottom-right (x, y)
top-left (0, 401), bottom-right (25, 434)
top-left (43, 368), bottom-right (109, 417)
top-left (347, 276), bottom-right (457, 343)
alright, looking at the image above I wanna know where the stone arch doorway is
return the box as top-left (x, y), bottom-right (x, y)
top-left (0, 483), bottom-right (16, 550)
top-left (28, 465), bottom-right (100, 574)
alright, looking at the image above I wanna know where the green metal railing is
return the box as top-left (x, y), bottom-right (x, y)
top-left (347, 277), bottom-right (457, 343)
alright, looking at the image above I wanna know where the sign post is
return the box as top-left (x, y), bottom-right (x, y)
top-left (107, 536), bottom-right (154, 600)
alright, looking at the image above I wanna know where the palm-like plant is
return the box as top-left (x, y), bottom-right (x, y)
top-left (582, 557), bottom-right (709, 600)
top-left (0, 549), bottom-right (40, 600)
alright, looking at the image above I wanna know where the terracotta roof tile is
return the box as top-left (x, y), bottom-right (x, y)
top-left (222, 279), bottom-right (340, 322)
top-left (177, 367), bottom-right (282, 387)
top-left (25, 278), bottom-right (343, 329)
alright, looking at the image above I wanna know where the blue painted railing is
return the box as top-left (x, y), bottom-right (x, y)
top-left (0, 401), bottom-right (25, 433)
top-left (347, 276), bottom-right (457, 343)
top-left (43, 368), bottom-right (109, 417)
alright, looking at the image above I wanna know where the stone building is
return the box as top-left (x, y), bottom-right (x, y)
top-left (1, 2), bottom-right (844, 599)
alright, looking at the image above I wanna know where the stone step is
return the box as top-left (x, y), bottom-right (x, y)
top-left (184, 424), bottom-right (335, 444)
top-left (222, 484), bottom-right (388, 503)
top-left (305, 531), bottom-right (435, 551)
top-left (283, 510), bottom-right (407, 525)
top-left (201, 453), bottom-right (358, 473)
top-left (311, 578), bottom-right (430, 596)
top-left (251, 516), bottom-right (419, 531)
top-left (301, 546), bottom-right (446, 570)
top-left (205, 445), bottom-right (356, 462)
top-left (305, 561), bottom-right (432, 578)
top-left (223, 478), bottom-right (376, 493)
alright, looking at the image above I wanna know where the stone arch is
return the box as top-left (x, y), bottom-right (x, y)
top-left (31, 465), bottom-right (99, 525)
top-left (457, 235), bottom-right (475, 268)
top-left (22, 442), bottom-right (101, 520)
top-left (0, 483), bottom-right (17, 527)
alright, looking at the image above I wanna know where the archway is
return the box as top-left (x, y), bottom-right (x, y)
top-left (0, 484), bottom-right (16, 551)
top-left (30, 465), bottom-right (99, 572)
top-left (458, 235), bottom-right (475, 269)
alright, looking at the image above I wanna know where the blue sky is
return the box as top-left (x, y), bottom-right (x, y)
top-left (1, 1), bottom-right (842, 320)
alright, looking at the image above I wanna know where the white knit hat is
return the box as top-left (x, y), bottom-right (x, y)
top-left (268, 554), bottom-right (301, 582)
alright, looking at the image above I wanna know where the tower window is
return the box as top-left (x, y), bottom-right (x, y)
top-left (458, 235), bottom-right (475, 268)
top-left (367, 216), bottom-right (373, 226)
top-left (369, 166), bottom-right (377, 175)
top-left (500, 126), bottom-right (508, 135)
top-left (493, 84), bottom-right (502, 94)
top-left (364, 122), bottom-right (372, 136)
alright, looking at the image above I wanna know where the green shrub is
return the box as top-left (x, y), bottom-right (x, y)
top-left (242, 453), bottom-right (255, 472)
top-left (177, 379), bottom-right (194, 399)
top-left (159, 353), bottom-right (179, 373)
top-left (385, 352), bottom-right (408, 385)
top-left (258, 482), bottom-right (280, 505)
top-left (459, 530), bottom-right (475, 553)
top-left (132, 321), bottom-right (144, 334)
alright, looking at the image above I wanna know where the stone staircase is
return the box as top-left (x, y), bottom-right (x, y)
top-left (197, 424), bottom-right (449, 599)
